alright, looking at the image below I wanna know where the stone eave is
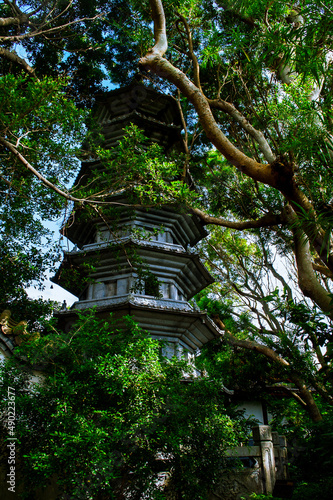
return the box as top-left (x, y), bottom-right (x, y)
top-left (99, 109), bottom-right (182, 129)
top-left (63, 203), bottom-right (207, 250)
top-left (96, 110), bottom-right (182, 147)
top-left (52, 238), bottom-right (214, 298)
top-left (55, 296), bottom-right (221, 351)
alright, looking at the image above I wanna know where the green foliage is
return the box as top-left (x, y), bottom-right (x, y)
top-left (292, 478), bottom-right (333, 500)
top-left (1, 1), bottom-right (333, 495)
top-left (130, 263), bottom-right (162, 298)
top-left (264, 78), bottom-right (328, 159)
top-left (0, 74), bottom-right (89, 306)
top-left (0, 311), bottom-right (246, 499)
top-left (0, 1), bottom-right (143, 96)
top-left (267, 399), bottom-right (333, 500)
top-left (220, 0), bottom-right (332, 84)
top-left (0, 74), bottom-right (87, 208)
top-left (195, 223), bottom-right (333, 422)
top-left (76, 124), bottom-right (197, 208)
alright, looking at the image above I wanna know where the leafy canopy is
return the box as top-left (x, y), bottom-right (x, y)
top-left (0, 311), bottom-right (248, 499)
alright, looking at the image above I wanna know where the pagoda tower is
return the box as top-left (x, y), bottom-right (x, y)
top-left (53, 83), bottom-right (220, 356)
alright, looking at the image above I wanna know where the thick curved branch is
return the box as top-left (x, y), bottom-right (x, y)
top-left (305, 225), bottom-right (333, 275)
top-left (0, 47), bottom-right (37, 78)
top-left (140, 51), bottom-right (277, 185)
top-left (192, 207), bottom-right (282, 229)
top-left (287, 371), bottom-right (323, 422)
top-left (142, 1), bottom-right (333, 275)
top-left (0, 14), bottom-right (29, 27)
top-left (208, 98), bottom-right (275, 163)
top-left (285, 205), bottom-right (333, 318)
top-left (148, 0), bottom-right (167, 56)
top-left (213, 316), bottom-right (290, 366)
top-left (313, 262), bottom-right (333, 279)
top-left (140, 3), bottom-right (291, 189)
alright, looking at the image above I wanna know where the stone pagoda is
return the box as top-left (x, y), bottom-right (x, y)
top-left (53, 83), bottom-right (220, 356)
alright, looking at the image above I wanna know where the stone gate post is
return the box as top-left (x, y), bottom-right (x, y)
top-left (252, 425), bottom-right (276, 494)
top-left (272, 432), bottom-right (288, 481)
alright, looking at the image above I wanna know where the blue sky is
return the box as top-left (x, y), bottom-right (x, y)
top-left (26, 219), bottom-right (78, 307)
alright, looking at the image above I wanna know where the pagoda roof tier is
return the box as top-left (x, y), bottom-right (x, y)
top-left (88, 110), bottom-right (182, 152)
top-left (77, 83), bottom-right (184, 158)
top-left (55, 297), bottom-right (221, 352)
top-left (94, 83), bottom-right (183, 129)
top-left (52, 238), bottom-right (214, 300)
top-left (63, 204), bottom-right (207, 249)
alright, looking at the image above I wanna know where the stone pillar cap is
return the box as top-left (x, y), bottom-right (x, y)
top-left (252, 425), bottom-right (272, 442)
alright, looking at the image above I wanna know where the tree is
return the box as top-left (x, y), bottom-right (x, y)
top-left (0, 1), bottom-right (160, 311)
top-left (1, 0), bottom-right (333, 421)
top-left (0, 311), bottom-right (248, 499)
top-left (2, 0), bottom-right (333, 495)
top-left (129, 0), bottom-right (333, 421)
top-left (138, 0), bottom-right (333, 312)
top-left (0, 1), bottom-right (116, 309)
top-left (196, 227), bottom-right (333, 422)
top-left (0, 0), bottom-right (132, 91)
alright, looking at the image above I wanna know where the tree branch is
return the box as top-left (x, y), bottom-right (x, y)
top-left (0, 14), bottom-right (29, 27)
top-left (284, 205), bottom-right (333, 318)
top-left (192, 207), bottom-right (282, 229)
top-left (142, 1), bottom-right (333, 276)
top-left (176, 12), bottom-right (202, 92)
top-left (208, 98), bottom-right (275, 163)
top-left (313, 262), bottom-right (333, 279)
top-left (148, 0), bottom-right (167, 57)
top-left (0, 14), bottom-right (103, 43)
top-left (140, 52), bottom-right (278, 184)
top-left (0, 136), bottom-right (84, 202)
top-left (213, 315), bottom-right (290, 366)
top-left (0, 137), bottom-right (123, 207)
top-left (0, 47), bottom-right (37, 78)
top-left (260, 241), bottom-right (293, 301)
top-left (0, 137), bottom-right (167, 210)
top-left (140, 2), bottom-right (293, 190)
top-left (213, 315), bottom-right (322, 422)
